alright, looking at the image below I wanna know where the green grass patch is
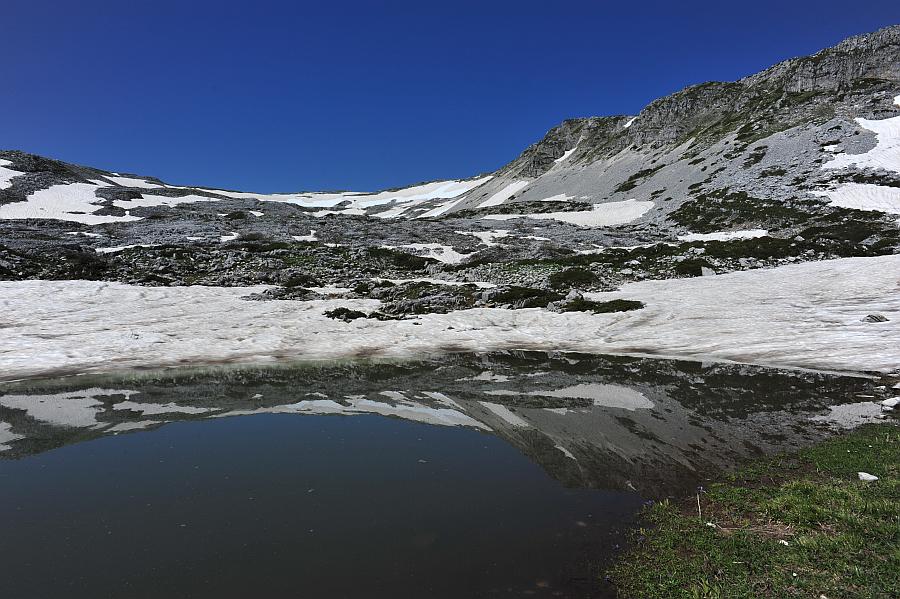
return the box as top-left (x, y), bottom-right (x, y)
top-left (610, 423), bottom-right (900, 599)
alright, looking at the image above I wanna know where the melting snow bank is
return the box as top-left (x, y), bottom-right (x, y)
top-left (1, 255), bottom-right (899, 380)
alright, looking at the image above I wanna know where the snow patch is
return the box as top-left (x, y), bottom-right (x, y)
top-left (537, 384), bottom-right (654, 410)
top-left (678, 229), bottom-right (768, 242)
top-left (809, 401), bottom-right (885, 428)
top-left (113, 401), bottom-right (211, 415)
top-left (0, 159), bottom-right (21, 190)
top-left (553, 149), bottom-right (577, 165)
top-left (389, 243), bottom-right (469, 264)
top-left (554, 444), bottom-right (576, 460)
top-left (823, 95), bottom-right (900, 175)
top-left (221, 396), bottom-right (489, 430)
top-left (0, 421), bottom-right (23, 451)
top-left (108, 421), bottom-right (162, 432)
top-left (812, 183), bottom-right (900, 215)
top-left (484, 199), bottom-right (653, 227)
top-left (107, 175), bottom-right (166, 189)
top-left (479, 402), bottom-right (530, 427)
top-left (205, 176), bottom-right (492, 216)
top-left (95, 244), bottom-right (156, 254)
top-left (0, 388), bottom-right (133, 428)
top-left (0, 175), bottom-right (491, 224)
top-left (455, 229), bottom-right (510, 246)
top-left (464, 371), bottom-right (511, 383)
top-left (0, 183), bottom-right (142, 225)
top-left (479, 180), bottom-right (530, 208)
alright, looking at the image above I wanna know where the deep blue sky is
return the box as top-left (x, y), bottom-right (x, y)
top-left (4, 1), bottom-right (899, 192)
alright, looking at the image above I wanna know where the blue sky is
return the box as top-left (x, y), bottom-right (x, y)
top-left (4, 0), bottom-right (899, 192)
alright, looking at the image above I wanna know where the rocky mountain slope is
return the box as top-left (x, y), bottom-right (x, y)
top-left (1, 25), bottom-right (898, 318)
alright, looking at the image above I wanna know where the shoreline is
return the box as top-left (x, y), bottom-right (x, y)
top-left (609, 421), bottom-right (899, 598)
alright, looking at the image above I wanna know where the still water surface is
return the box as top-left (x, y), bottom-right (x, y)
top-left (0, 352), bottom-right (878, 598)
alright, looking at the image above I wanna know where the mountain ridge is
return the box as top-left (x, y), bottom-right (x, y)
top-left (0, 25), bottom-right (898, 322)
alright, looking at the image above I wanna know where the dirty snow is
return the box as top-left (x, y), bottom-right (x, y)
top-left (1, 255), bottom-right (899, 380)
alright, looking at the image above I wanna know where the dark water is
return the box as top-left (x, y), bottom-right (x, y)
top-left (0, 352), bottom-right (878, 598)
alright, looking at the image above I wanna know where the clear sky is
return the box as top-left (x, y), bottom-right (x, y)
top-left (4, 0), bottom-right (899, 192)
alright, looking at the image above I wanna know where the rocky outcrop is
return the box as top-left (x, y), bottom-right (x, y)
top-left (744, 24), bottom-right (900, 93)
top-left (494, 25), bottom-right (900, 168)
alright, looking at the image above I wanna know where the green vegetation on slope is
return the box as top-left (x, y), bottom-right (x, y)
top-left (610, 422), bottom-right (899, 599)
